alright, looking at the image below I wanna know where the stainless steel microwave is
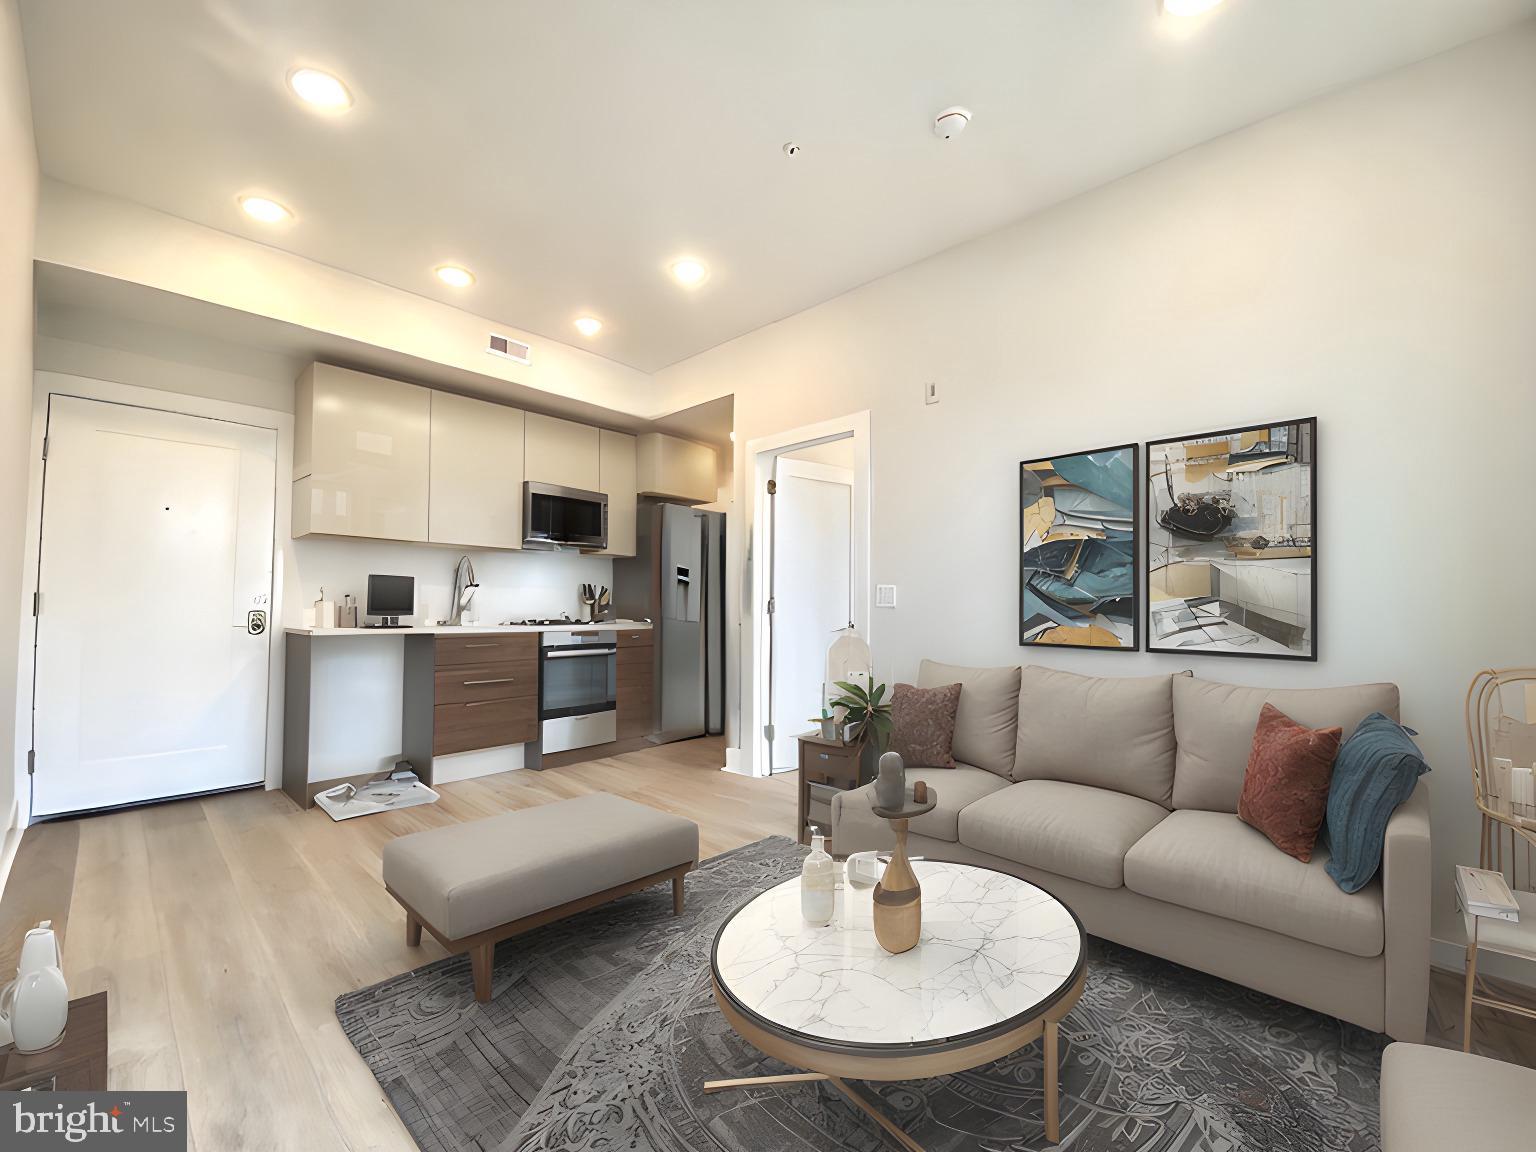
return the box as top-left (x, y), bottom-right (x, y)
top-left (522, 481), bottom-right (608, 551)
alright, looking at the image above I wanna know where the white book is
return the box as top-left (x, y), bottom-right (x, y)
top-left (1456, 865), bottom-right (1520, 921)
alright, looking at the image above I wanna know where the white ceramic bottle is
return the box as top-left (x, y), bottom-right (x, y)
top-left (800, 835), bottom-right (836, 926)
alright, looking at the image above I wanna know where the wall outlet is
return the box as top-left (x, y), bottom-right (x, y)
top-left (924, 382), bottom-right (939, 405)
top-left (876, 584), bottom-right (897, 608)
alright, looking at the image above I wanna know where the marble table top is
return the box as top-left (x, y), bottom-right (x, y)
top-left (711, 861), bottom-right (1083, 1050)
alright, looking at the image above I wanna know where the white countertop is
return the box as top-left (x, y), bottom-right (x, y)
top-left (284, 620), bottom-right (651, 637)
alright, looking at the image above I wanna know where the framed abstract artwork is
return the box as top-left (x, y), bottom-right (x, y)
top-left (1019, 444), bottom-right (1139, 649)
top-left (1145, 418), bottom-right (1317, 661)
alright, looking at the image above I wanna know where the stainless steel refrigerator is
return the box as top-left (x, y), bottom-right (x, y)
top-left (612, 501), bottom-right (726, 743)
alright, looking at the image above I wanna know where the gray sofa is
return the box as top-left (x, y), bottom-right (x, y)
top-left (831, 662), bottom-right (1431, 1041)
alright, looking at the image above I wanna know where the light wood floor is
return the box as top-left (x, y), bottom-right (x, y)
top-left (0, 737), bottom-right (795, 1152)
top-left (1, 741), bottom-right (1532, 1151)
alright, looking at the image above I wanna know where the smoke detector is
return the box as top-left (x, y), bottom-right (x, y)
top-left (934, 106), bottom-right (972, 139)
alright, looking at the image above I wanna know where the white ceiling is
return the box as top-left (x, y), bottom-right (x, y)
top-left (19, 1), bottom-right (1536, 373)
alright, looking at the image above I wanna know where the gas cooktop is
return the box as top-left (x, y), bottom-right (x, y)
top-left (500, 617), bottom-right (575, 626)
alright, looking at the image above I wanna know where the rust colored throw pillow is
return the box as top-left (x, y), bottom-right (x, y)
top-left (890, 682), bottom-right (963, 768)
top-left (1238, 703), bottom-right (1343, 862)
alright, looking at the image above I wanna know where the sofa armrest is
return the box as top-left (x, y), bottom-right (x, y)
top-left (830, 782), bottom-right (896, 857)
top-left (1382, 778), bottom-right (1431, 1042)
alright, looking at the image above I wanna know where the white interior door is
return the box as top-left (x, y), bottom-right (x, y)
top-left (31, 395), bottom-right (277, 817)
top-left (769, 459), bottom-right (852, 772)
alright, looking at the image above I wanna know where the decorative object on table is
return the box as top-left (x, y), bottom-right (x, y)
top-left (1324, 710), bottom-right (1433, 892)
top-left (799, 833), bottom-right (836, 926)
top-left (1237, 703), bottom-right (1341, 862)
top-left (829, 673), bottom-right (893, 780)
top-left (808, 702), bottom-right (839, 743)
top-left (1020, 442), bottom-right (1139, 649)
top-left (1455, 863), bottom-right (1536, 1053)
top-left (1146, 418), bottom-right (1316, 660)
top-left (313, 586), bottom-right (336, 629)
top-left (448, 555), bottom-right (479, 626)
top-left (874, 749), bottom-right (906, 809)
top-left (1466, 669), bottom-right (1536, 891)
top-left (869, 780), bottom-right (937, 955)
top-left (844, 849), bottom-right (885, 891)
top-left (337, 593), bottom-right (359, 629)
top-left (889, 680), bottom-right (962, 767)
top-left (339, 837), bottom-right (1386, 1152)
top-left (0, 921), bottom-right (69, 1054)
top-left (579, 583), bottom-right (611, 623)
top-left (794, 732), bottom-right (865, 846)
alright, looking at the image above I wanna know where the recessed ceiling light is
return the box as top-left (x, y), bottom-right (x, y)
top-left (573, 316), bottom-right (603, 337)
top-left (287, 67), bottom-right (352, 111)
top-left (670, 259), bottom-right (708, 288)
top-left (1162, 0), bottom-right (1225, 16)
top-left (435, 265), bottom-right (475, 288)
top-left (239, 195), bottom-right (292, 224)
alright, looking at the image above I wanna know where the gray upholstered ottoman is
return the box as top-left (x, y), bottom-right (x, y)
top-left (1380, 1042), bottom-right (1536, 1151)
top-left (382, 792), bottom-right (699, 1001)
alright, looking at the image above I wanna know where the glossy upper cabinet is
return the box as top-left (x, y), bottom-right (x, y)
top-left (597, 429), bottom-right (638, 556)
top-left (429, 391), bottom-right (525, 549)
top-left (636, 432), bottom-right (718, 504)
top-left (292, 364), bottom-right (430, 541)
top-left (524, 412), bottom-right (600, 491)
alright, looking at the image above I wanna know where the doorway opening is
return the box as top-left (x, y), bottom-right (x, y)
top-left (747, 412), bottom-right (871, 781)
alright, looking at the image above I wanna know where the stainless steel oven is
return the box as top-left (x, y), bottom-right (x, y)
top-left (539, 630), bottom-right (617, 752)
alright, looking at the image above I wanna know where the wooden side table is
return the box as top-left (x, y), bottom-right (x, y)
top-left (0, 991), bottom-right (108, 1091)
top-left (796, 733), bottom-right (868, 845)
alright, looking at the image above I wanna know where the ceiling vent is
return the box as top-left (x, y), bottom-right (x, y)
top-left (487, 333), bottom-right (532, 365)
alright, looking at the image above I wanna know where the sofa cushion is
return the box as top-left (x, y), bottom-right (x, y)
top-left (1325, 712), bottom-right (1433, 893)
top-left (1238, 703), bottom-right (1342, 862)
top-left (890, 681), bottom-right (962, 768)
top-left (958, 780), bottom-right (1169, 889)
top-left (833, 764), bottom-right (1009, 847)
top-left (1381, 1042), bottom-right (1536, 1152)
top-left (1013, 666), bottom-right (1177, 805)
top-left (1123, 809), bottom-right (1384, 957)
top-left (917, 661), bottom-right (1020, 778)
top-left (1172, 675), bottom-right (1400, 813)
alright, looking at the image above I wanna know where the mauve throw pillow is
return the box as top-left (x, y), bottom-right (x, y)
top-left (1238, 703), bottom-right (1342, 862)
top-left (1324, 712), bottom-right (1431, 893)
top-left (890, 682), bottom-right (962, 768)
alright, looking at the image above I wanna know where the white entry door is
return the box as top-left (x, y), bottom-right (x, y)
top-left (32, 395), bottom-right (277, 817)
top-left (769, 459), bottom-right (853, 773)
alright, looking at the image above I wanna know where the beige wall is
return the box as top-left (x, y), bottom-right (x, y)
top-left (658, 24), bottom-right (1536, 954)
top-left (0, 0), bottom-right (36, 841)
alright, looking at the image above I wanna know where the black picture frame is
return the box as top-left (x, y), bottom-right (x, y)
top-left (1018, 443), bottom-right (1140, 651)
top-left (1144, 417), bottom-right (1317, 662)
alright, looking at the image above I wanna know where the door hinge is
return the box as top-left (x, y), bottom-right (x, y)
top-left (40, 436), bottom-right (48, 461)
top-left (31, 591), bottom-right (40, 616)
top-left (763, 723), bottom-right (776, 743)
top-left (766, 597), bottom-right (775, 616)
top-left (26, 749), bottom-right (35, 776)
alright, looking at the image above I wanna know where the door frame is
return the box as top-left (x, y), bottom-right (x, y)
top-left (12, 374), bottom-right (295, 826)
top-left (743, 411), bottom-right (871, 780)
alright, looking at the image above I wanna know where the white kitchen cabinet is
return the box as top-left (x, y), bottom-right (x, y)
top-left (636, 432), bottom-right (717, 504)
top-left (429, 391), bottom-right (525, 549)
top-left (524, 412), bottom-right (601, 491)
top-left (598, 429), bottom-right (638, 556)
top-left (292, 363), bottom-right (430, 541)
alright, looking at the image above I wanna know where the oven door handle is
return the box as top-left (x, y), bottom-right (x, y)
top-left (543, 647), bottom-right (617, 659)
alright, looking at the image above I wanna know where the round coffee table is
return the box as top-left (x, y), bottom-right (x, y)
top-left (707, 861), bottom-right (1085, 1148)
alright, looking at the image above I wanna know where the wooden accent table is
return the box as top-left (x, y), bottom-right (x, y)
top-left (796, 732), bottom-right (869, 844)
top-left (707, 863), bottom-right (1085, 1147)
top-left (0, 991), bottom-right (108, 1091)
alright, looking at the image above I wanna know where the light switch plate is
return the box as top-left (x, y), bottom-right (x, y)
top-left (924, 382), bottom-right (939, 405)
top-left (876, 584), bottom-right (897, 608)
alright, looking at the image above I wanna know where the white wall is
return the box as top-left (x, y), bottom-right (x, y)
top-left (0, 0), bottom-right (37, 861)
top-left (657, 24), bottom-right (1536, 952)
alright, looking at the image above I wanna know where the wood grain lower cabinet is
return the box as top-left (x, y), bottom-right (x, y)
top-left (404, 634), bottom-right (540, 776)
top-left (615, 627), bottom-right (655, 739)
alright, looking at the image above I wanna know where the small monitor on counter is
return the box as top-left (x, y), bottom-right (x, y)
top-left (365, 574), bottom-right (414, 627)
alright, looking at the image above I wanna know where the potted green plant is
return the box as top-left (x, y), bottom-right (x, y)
top-left (808, 705), bottom-right (839, 743)
top-left (829, 674), bottom-right (892, 780)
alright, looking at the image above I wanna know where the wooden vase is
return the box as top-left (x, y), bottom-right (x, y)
top-left (873, 818), bottom-right (921, 954)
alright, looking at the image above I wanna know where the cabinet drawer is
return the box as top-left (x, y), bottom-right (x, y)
top-left (616, 628), bottom-right (653, 647)
top-left (616, 660), bottom-right (653, 688)
top-left (433, 659), bottom-right (538, 705)
top-left (433, 697), bottom-right (539, 755)
top-left (435, 633), bottom-right (539, 666)
top-left (616, 645), bottom-right (653, 669)
top-left (801, 745), bottom-right (860, 787)
top-left (617, 689), bottom-right (654, 738)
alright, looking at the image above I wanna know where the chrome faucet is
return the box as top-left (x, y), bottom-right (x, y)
top-left (448, 555), bottom-right (479, 626)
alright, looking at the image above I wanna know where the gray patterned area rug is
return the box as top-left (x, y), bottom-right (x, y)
top-left (337, 836), bottom-right (1385, 1152)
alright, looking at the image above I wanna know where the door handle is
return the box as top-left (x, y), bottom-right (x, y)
top-left (464, 641), bottom-right (499, 648)
top-left (463, 700), bottom-right (505, 708)
top-left (463, 677), bottom-right (517, 686)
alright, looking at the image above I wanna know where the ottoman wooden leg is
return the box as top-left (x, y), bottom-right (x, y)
top-left (471, 943), bottom-right (494, 1003)
top-left (405, 911), bottom-right (422, 948)
top-left (673, 873), bottom-right (685, 915)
